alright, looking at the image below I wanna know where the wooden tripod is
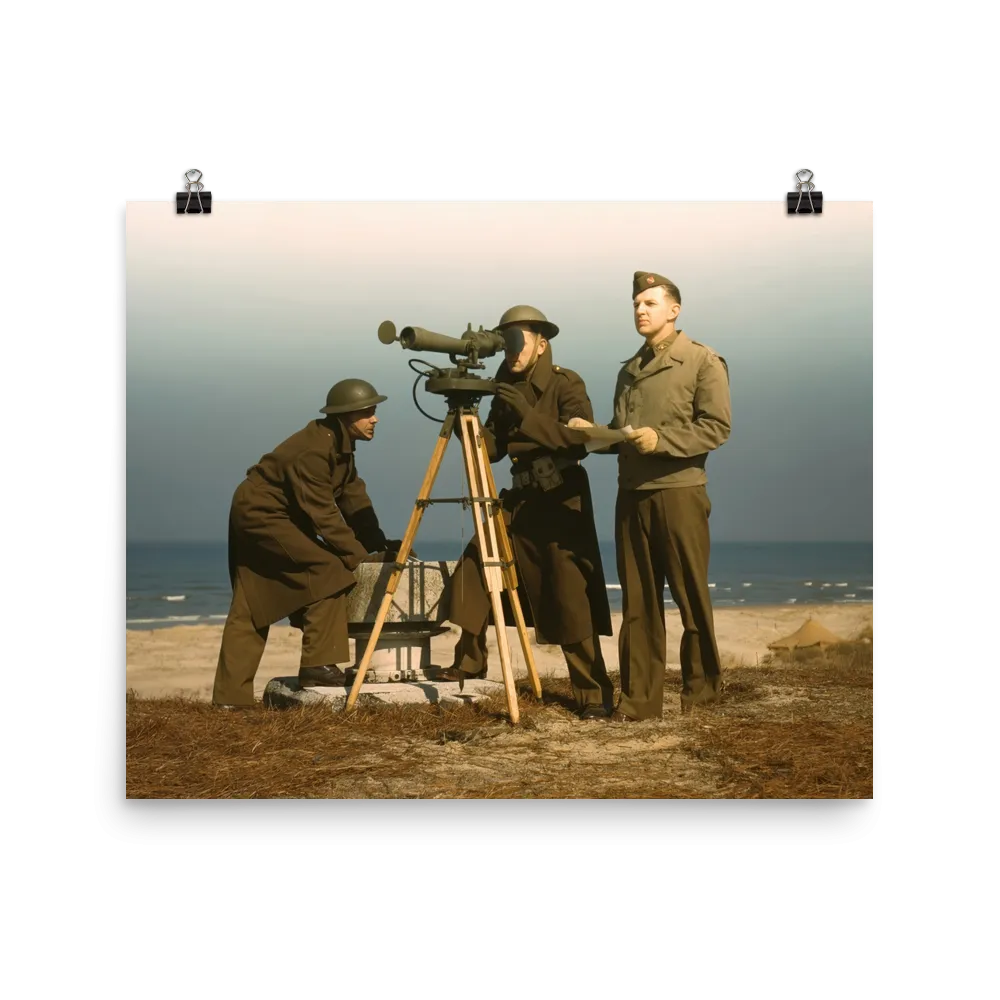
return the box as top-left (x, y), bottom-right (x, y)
top-left (343, 405), bottom-right (542, 723)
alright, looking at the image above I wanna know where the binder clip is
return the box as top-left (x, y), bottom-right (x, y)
top-left (787, 169), bottom-right (822, 215)
top-left (176, 169), bottom-right (212, 214)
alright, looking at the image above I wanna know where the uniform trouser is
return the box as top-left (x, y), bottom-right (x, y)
top-left (615, 484), bottom-right (723, 720)
top-left (212, 573), bottom-right (348, 707)
top-left (452, 628), bottom-right (614, 710)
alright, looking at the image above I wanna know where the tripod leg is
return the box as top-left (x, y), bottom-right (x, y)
top-left (459, 413), bottom-right (519, 725)
top-left (477, 432), bottom-right (543, 700)
top-left (344, 416), bottom-right (453, 712)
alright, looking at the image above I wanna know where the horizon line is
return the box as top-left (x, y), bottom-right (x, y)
top-left (126, 538), bottom-right (874, 546)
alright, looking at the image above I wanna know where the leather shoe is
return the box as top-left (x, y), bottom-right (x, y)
top-left (437, 665), bottom-right (488, 682)
top-left (213, 703), bottom-right (254, 711)
top-left (609, 709), bottom-right (636, 723)
top-left (680, 683), bottom-right (723, 712)
top-left (437, 664), bottom-right (488, 692)
top-left (578, 705), bottom-right (611, 720)
top-left (298, 664), bottom-right (347, 687)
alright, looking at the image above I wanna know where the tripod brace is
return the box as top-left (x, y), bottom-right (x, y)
top-left (343, 400), bottom-right (542, 724)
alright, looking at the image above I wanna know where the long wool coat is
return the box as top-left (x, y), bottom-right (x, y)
top-left (227, 417), bottom-right (387, 628)
top-left (447, 349), bottom-right (613, 646)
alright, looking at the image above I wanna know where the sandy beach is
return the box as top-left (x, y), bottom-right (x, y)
top-left (126, 604), bottom-right (873, 700)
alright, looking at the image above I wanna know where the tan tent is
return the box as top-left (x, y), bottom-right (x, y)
top-left (768, 618), bottom-right (844, 650)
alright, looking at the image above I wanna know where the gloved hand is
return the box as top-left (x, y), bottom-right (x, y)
top-left (494, 383), bottom-right (531, 420)
top-left (384, 539), bottom-right (418, 560)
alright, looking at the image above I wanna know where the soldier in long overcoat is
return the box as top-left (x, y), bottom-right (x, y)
top-left (212, 379), bottom-right (398, 708)
top-left (441, 306), bottom-right (615, 718)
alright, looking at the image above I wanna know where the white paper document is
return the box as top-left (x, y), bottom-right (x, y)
top-left (565, 423), bottom-right (635, 452)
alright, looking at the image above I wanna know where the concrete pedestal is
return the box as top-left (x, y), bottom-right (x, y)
top-left (339, 559), bottom-right (458, 682)
top-left (263, 675), bottom-right (503, 710)
top-left (261, 555), bottom-right (524, 707)
top-left (346, 559), bottom-right (456, 625)
top-left (347, 623), bottom-right (450, 684)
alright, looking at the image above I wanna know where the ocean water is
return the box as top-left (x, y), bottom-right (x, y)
top-left (126, 540), bottom-right (872, 629)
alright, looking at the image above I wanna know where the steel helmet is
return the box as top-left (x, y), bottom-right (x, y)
top-left (496, 305), bottom-right (559, 340)
top-left (320, 378), bottom-right (388, 415)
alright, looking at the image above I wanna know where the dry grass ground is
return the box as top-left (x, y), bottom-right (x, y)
top-left (126, 628), bottom-right (872, 799)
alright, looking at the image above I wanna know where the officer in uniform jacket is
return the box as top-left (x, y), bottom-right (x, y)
top-left (581, 272), bottom-right (731, 719)
top-left (442, 306), bottom-right (615, 719)
top-left (212, 379), bottom-right (399, 708)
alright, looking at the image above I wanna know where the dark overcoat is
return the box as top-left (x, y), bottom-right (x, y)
top-left (228, 417), bottom-right (387, 628)
top-left (448, 349), bottom-right (613, 646)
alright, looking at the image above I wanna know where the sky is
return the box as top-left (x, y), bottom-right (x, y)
top-left (126, 201), bottom-right (872, 545)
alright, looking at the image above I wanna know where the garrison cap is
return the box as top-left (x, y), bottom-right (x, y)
top-left (633, 271), bottom-right (682, 304)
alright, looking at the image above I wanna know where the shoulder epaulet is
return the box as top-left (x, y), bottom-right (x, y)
top-left (691, 340), bottom-right (725, 364)
top-left (552, 365), bottom-right (582, 380)
top-left (689, 342), bottom-right (729, 384)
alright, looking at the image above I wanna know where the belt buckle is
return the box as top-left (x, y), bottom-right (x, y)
top-left (531, 456), bottom-right (564, 491)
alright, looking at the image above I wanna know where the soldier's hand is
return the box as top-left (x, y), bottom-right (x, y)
top-left (627, 426), bottom-right (659, 455)
top-left (494, 383), bottom-right (531, 420)
top-left (385, 539), bottom-right (418, 560)
top-left (567, 417), bottom-right (594, 429)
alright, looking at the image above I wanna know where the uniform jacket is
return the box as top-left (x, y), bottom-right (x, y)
top-left (228, 417), bottom-right (387, 628)
top-left (449, 349), bottom-right (613, 645)
top-left (611, 331), bottom-right (731, 490)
